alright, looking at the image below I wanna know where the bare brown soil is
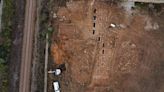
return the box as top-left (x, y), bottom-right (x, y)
top-left (49, 0), bottom-right (164, 92)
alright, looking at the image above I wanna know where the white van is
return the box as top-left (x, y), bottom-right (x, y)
top-left (53, 81), bottom-right (60, 92)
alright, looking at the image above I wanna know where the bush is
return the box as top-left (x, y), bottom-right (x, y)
top-left (135, 2), bottom-right (149, 9)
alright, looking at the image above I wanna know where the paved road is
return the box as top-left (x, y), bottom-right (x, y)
top-left (19, 0), bottom-right (36, 92)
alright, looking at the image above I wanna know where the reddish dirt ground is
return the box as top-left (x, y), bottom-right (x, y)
top-left (49, 1), bottom-right (164, 92)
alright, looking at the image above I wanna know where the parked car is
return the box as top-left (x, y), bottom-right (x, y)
top-left (53, 81), bottom-right (60, 92)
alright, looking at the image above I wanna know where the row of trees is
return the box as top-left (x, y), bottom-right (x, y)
top-left (0, 0), bottom-right (14, 91)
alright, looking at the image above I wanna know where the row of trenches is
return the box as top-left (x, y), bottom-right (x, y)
top-left (92, 9), bottom-right (105, 54)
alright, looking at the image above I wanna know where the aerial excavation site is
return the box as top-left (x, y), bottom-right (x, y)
top-left (48, 0), bottom-right (164, 92)
top-left (0, 0), bottom-right (164, 92)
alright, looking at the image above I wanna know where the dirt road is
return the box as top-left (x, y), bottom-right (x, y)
top-left (19, 0), bottom-right (36, 92)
